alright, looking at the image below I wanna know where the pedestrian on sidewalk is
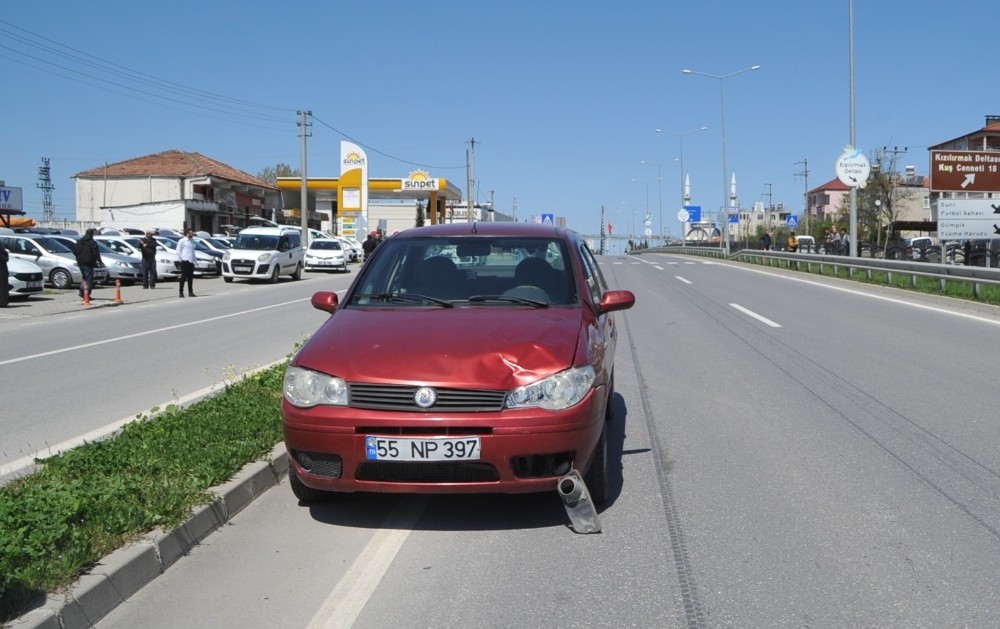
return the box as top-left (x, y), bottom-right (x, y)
top-left (0, 239), bottom-right (10, 308)
top-left (177, 229), bottom-right (197, 297)
top-left (72, 229), bottom-right (103, 298)
top-left (140, 231), bottom-right (158, 289)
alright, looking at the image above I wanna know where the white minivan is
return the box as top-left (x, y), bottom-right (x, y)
top-left (222, 226), bottom-right (303, 283)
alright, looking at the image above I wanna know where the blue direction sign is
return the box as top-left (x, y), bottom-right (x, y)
top-left (683, 205), bottom-right (701, 222)
top-left (786, 215), bottom-right (799, 228)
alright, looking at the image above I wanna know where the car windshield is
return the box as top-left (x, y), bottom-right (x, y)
top-left (310, 240), bottom-right (342, 250)
top-left (350, 236), bottom-right (576, 307)
top-left (234, 234), bottom-right (279, 250)
top-left (30, 237), bottom-right (73, 254)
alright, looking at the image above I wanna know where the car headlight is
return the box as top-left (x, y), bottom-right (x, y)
top-left (284, 366), bottom-right (348, 408)
top-left (505, 365), bottom-right (595, 411)
top-left (223, 252), bottom-right (231, 261)
top-left (257, 253), bottom-right (273, 263)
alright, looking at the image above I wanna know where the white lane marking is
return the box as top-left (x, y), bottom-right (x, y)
top-left (0, 299), bottom-right (310, 367)
top-left (730, 303), bottom-right (782, 328)
top-left (307, 496), bottom-right (428, 629)
top-left (675, 276), bottom-right (693, 285)
top-left (654, 266), bottom-right (664, 270)
top-left (728, 264), bottom-right (1000, 327)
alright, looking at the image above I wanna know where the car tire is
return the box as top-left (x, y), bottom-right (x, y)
top-left (269, 265), bottom-right (280, 284)
top-left (50, 268), bottom-right (73, 290)
top-left (289, 467), bottom-right (332, 503)
top-left (223, 276), bottom-right (233, 283)
top-left (585, 419), bottom-right (609, 505)
top-left (292, 263), bottom-right (302, 281)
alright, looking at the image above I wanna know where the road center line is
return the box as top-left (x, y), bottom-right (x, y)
top-left (308, 496), bottom-right (428, 629)
top-left (730, 303), bottom-right (782, 328)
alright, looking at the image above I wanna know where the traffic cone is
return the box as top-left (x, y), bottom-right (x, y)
top-left (114, 279), bottom-right (123, 304)
top-left (82, 280), bottom-right (91, 306)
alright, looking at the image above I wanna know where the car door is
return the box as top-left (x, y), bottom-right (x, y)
top-left (10, 238), bottom-right (55, 276)
top-left (577, 241), bottom-right (616, 376)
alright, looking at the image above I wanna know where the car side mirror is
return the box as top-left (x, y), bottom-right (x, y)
top-left (311, 291), bottom-right (339, 314)
top-left (597, 289), bottom-right (635, 314)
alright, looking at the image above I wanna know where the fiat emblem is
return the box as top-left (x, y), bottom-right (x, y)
top-left (414, 387), bottom-right (437, 408)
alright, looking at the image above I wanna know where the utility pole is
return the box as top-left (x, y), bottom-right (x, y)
top-left (37, 157), bottom-right (55, 222)
top-left (794, 158), bottom-right (809, 232)
top-left (466, 137), bottom-right (476, 223)
top-left (298, 110), bottom-right (311, 247)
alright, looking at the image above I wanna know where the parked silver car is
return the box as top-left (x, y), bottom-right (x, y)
top-left (49, 235), bottom-right (143, 285)
top-left (1, 234), bottom-right (108, 289)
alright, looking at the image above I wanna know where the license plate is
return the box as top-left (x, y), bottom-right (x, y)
top-left (365, 436), bottom-right (481, 461)
top-left (234, 265), bottom-right (252, 272)
top-left (27, 280), bottom-right (42, 288)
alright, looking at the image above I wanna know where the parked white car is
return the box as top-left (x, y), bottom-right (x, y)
top-left (154, 236), bottom-right (219, 276)
top-left (95, 235), bottom-right (180, 280)
top-left (222, 226), bottom-right (303, 283)
top-left (304, 238), bottom-right (348, 272)
top-left (6, 257), bottom-right (45, 299)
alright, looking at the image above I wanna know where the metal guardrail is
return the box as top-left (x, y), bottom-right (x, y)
top-left (636, 246), bottom-right (1000, 298)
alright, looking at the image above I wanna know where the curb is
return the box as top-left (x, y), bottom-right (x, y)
top-left (10, 444), bottom-right (289, 629)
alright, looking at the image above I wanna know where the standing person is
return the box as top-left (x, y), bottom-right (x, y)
top-left (139, 231), bottom-right (159, 289)
top-left (176, 229), bottom-right (197, 297)
top-left (760, 231), bottom-right (772, 251)
top-left (0, 239), bottom-right (9, 308)
top-left (362, 230), bottom-right (379, 259)
top-left (787, 231), bottom-right (799, 253)
top-left (73, 228), bottom-right (103, 299)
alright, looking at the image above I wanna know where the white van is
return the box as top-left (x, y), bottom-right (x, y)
top-left (222, 226), bottom-right (303, 283)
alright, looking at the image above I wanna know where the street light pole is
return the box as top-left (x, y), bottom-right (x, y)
top-left (682, 65), bottom-right (760, 255)
top-left (655, 126), bottom-right (707, 247)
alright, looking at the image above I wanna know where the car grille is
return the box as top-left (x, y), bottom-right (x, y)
top-left (348, 383), bottom-right (506, 412)
top-left (356, 461), bottom-right (500, 483)
top-left (229, 257), bottom-right (259, 275)
top-left (13, 271), bottom-right (43, 281)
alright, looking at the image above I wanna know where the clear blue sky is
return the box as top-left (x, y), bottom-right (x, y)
top-left (3, 1), bottom-right (997, 239)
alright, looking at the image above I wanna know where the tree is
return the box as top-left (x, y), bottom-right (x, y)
top-left (415, 202), bottom-right (426, 227)
top-left (256, 163), bottom-right (301, 185)
top-left (838, 148), bottom-right (919, 252)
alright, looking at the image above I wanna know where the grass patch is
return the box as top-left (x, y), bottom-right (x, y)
top-left (0, 362), bottom-right (288, 622)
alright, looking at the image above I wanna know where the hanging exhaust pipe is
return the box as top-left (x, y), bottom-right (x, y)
top-left (557, 469), bottom-right (601, 534)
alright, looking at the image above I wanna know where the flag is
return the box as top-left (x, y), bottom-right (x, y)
top-left (608, 222), bottom-right (614, 234)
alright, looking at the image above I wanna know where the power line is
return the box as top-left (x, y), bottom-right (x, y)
top-left (310, 114), bottom-right (464, 170)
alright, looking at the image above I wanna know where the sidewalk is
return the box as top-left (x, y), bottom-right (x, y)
top-left (1, 280), bottom-right (207, 320)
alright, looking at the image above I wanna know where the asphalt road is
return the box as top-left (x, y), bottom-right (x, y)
top-left (11, 254), bottom-right (1000, 627)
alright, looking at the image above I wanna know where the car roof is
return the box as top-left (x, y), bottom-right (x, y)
top-left (391, 222), bottom-right (574, 240)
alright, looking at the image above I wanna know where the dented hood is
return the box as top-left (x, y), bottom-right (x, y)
top-left (295, 307), bottom-right (586, 390)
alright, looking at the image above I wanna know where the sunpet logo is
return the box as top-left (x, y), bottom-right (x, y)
top-left (342, 151), bottom-right (366, 166)
top-left (403, 170), bottom-right (438, 191)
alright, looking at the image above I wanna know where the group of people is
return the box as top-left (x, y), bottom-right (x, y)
top-left (362, 230), bottom-right (383, 258)
top-left (759, 227), bottom-right (851, 254)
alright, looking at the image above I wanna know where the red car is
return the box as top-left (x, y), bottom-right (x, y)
top-left (282, 222), bottom-right (634, 503)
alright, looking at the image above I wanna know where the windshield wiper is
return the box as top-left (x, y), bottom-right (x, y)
top-left (466, 294), bottom-right (549, 307)
top-left (353, 293), bottom-right (454, 308)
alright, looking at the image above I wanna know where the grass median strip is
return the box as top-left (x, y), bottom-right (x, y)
top-left (0, 361), bottom-right (288, 622)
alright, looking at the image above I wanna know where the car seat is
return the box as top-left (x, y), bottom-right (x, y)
top-left (411, 256), bottom-right (463, 300)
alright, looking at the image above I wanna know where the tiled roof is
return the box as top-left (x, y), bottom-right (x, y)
top-left (809, 178), bottom-right (851, 194)
top-left (74, 149), bottom-right (276, 189)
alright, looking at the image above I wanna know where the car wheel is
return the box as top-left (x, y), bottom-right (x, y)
top-left (584, 419), bottom-right (609, 505)
top-left (50, 268), bottom-right (73, 290)
top-left (289, 467), bottom-right (332, 503)
top-left (223, 276), bottom-right (233, 283)
top-left (269, 265), bottom-right (280, 283)
top-left (292, 263), bottom-right (302, 281)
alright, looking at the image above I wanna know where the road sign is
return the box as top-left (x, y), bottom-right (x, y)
top-left (541, 213), bottom-right (554, 225)
top-left (677, 209), bottom-right (689, 222)
top-left (835, 146), bottom-right (871, 188)
top-left (683, 205), bottom-right (701, 222)
top-left (786, 215), bottom-right (799, 228)
top-left (929, 150), bottom-right (1000, 192)
top-left (936, 198), bottom-right (1000, 239)
top-left (0, 186), bottom-right (23, 211)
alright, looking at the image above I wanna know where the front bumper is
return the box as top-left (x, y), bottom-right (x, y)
top-left (282, 387), bottom-right (606, 495)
